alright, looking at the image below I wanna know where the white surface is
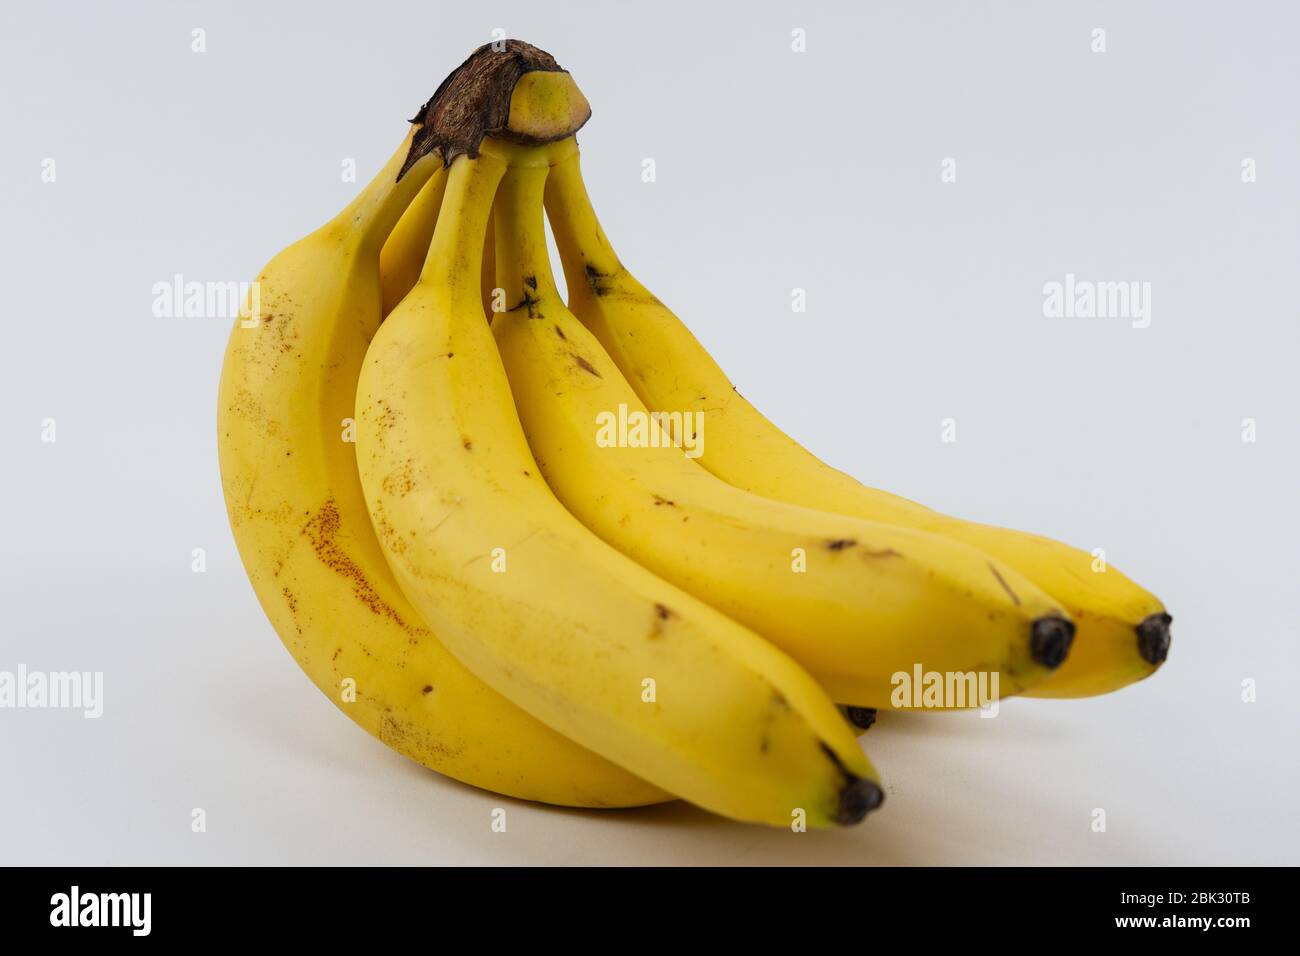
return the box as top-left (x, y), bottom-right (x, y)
top-left (1, 1), bottom-right (1297, 865)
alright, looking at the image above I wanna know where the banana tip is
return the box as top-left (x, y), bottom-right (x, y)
top-left (1030, 615), bottom-right (1076, 669)
top-left (842, 706), bottom-right (878, 730)
top-left (837, 778), bottom-right (885, 825)
top-left (1136, 612), bottom-right (1173, 665)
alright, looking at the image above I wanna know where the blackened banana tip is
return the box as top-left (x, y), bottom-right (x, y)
top-left (837, 778), bottom-right (884, 825)
top-left (1136, 612), bottom-right (1173, 665)
top-left (843, 706), bottom-right (877, 730)
top-left (1030, 615), bottom-right (1075, 669)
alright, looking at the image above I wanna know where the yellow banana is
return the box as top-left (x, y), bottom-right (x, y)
top-left (217, 128), bottom-right (667, 808)
top-left (379, 161), bottom-right (446, 316)
top-left (488, 150), bottom-right (1075, 707)
top-left (354, 137), bottom-right (882, 827)
top-left (542, 147), bottom-right (1171, 699)
top-left (380, 169), bottom-right (498, 322)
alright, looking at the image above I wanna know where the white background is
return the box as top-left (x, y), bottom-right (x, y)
top-left (1, 1), bottom-right (1297, 864)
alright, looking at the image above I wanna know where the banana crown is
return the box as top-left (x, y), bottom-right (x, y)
top-left (400, 39), bottom-right (590, 179)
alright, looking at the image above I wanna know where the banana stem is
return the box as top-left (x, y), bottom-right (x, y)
top-left (544, 154), bottom-right (623, 298)
top-left (330, 128), bottom-right (438, 256)
top-left (480, 207), bottom-right (497, 319)
top-left (417, 154), bottom-right (508, 305)
top-left (380, 167), bottom-right (449, 315)
top-left (493, 163), bottom-right (561, 306)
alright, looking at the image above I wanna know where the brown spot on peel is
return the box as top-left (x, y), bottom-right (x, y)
top-left (827, 539), bottom-right (898, 559)
top-left (302, 498), bottom-right (423, 637)
top-left (648, 602), bottom-right (674, 638)
top-left (584, 263), bottom-right (614, 296)
top-left (381, 461), bottom-right (416, 497)
top-left (510, 290), bottom-right (542, 318)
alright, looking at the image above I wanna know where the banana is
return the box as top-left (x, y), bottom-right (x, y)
top-left (380, 169), bottom-right (498, 322)
top-left (217, 128), bottom-right (668, 808)
top-left (354, 137), bottom-right (882, 827)
top-left (379, 162), bottom-right (447, 317)
top-left (487, 148), bottom-right (1075, 707)
top-left (542, 147), bottom-right (1171, 699)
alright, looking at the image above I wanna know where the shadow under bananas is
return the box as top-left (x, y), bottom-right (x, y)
top-left (235, 673), bottom-right (1170, 865)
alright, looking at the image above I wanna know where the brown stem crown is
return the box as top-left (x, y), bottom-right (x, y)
top-left (399, 40), bottom-right (590, 179)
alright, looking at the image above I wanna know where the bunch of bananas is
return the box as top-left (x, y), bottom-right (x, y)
top-left (218, 41), bottom-right (1171, 828)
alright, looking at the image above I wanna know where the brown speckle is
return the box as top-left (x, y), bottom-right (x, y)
top-left (827, 539), bottom-right (856, 551)
top-left (573, 353), bottom-right (601, 377)
top-left (381, 461), bottom-right (415, 497)
top-left (863, 547), bottom-right (901, 559)
top-left (302, 498), bottom-right (424, 636)
top-left (652, 494), bottom-right (675, 507)
top-left (584, 262), bottom-right (614, 296)
top-left (510, 290), bottom-right (542, 318)
top-left (649, 602), bottom-right (674, 638)
top-left (378, 713), bottom-right (464, 761)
